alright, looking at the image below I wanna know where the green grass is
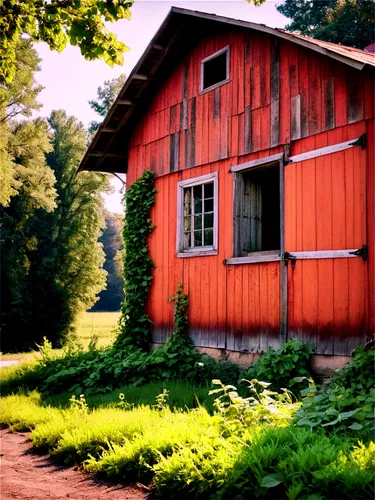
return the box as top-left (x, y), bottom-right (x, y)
top-left (0, 390), bottom-right (373, 498)
top-left (0, 312), bottom-right (120, 362)
top-left (75, 311), bottom-right (120, 350)
top-left (43, 381), bottom-right (215, 412)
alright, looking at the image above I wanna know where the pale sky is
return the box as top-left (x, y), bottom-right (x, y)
top-left (34, 1), bottom-right (287, 214)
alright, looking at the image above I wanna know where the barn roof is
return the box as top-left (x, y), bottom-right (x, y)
top-left (79, 7), bottom-right (375, 174)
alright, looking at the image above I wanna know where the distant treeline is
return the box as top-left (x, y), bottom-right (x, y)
top-left (91, 213), bottom-right (124, 312)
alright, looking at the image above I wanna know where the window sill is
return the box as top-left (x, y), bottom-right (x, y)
top-left (177, 248), bottom-right (218, 258)
top-left (224, 251), bottom-right (281, 265)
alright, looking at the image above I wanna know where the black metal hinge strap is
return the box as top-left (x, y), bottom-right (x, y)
top-left (349, 245), bottom-right (368, 262)
top-left (349, 133), bottom-right (366, 150)
top-left (283, 252), bottom-right (297, 270)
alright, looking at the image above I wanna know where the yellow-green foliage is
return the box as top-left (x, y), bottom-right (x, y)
top-left (0, 389), bottom-right (373, 499)
top-left (0, 392), bottom-right (61, 431)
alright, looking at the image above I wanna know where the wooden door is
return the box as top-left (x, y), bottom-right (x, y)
top-left (284, 137), bottom-right (368, 355)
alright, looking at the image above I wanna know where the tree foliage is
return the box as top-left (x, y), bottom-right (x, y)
top-left (0, 39), bottom-right (52, 207)
top-left (1, 108), bottom-right (110, 351)
top-left (277, 0), bottom-right (374, 48)
top-left (91, 212), bottom-right (124, 311)
top-left (0, 37), bottom-right (111, 351)
top-left (88, 73), bottom-right (127, 134)
top-left (0, 0), bottom-right (134, 84)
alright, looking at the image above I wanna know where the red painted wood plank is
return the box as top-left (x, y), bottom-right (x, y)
top-left (284, 162), bottom-right (297, 251)
top-left (279, 41), bottom-right (290, 144)
top-left (260, 35), bottom-right (271, 108)
top-left (202, 93), bottom-right (209, 165)
top-left (334, 75), bottom-right (347, 127)
top-left (237, 32), bottom-right (245, 115)
top-left (364, 71), bottom-right (374, 120)
top-left (267, 262), bottom-right (280, 349)
top-left (234, 266), bottom-right (243, 351)
top-left (259, 264), bottom-right (269, 352)
top-left (288, 43), bottom-right (299, 98)
top-left (316, 259), bottom-right (334, 354)
top-left (333, 259), bottom-right (349, 355)
top-left (251, 108), bottom-right (261, 152)
top-left (248, 264), bottom-right (260, 352)
top-left (301, 143), bottom-right (317, 250)
top-left (308, 52), bottom-right (322, 135)
top-left (331, 148), bottom-right (347, 249)
top-left (366, 119), bottom-right (374, 334)
top-left (260, 104), bottom-right (270, 151)
top-left (238, 111), bottom-right (245, 156)
top-left (250, 65), bottom-right (261, 111)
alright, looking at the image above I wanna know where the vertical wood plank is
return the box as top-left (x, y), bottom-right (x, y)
top-left (291, 94), bottom-right (301, 141)
top-left (270, 38), bottom-right (280, 147)
top-left (279, 41), bottom-right (291, 145)
top-left (308, 53), bottom-right (322, 135)
top-left (347, 77), bottom-right (364, 124)
top-left (323, 77), bottom-right (335, 131)
top-left (181, 61), bottom-right (188, 130)
top-left (244, 105), bottom-right (251, 154)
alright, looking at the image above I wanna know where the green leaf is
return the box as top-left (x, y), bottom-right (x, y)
top-left (261, 474), bottom-right (282, 488)
top-left (348, 423), bottom-right (363, 430)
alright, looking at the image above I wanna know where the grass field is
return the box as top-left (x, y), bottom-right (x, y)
top-left (0, 312), bottom-right (120, 362)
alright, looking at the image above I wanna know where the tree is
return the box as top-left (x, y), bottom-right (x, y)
top-left (1, 106), bottom-right (110, 350)
top-left (91, 212), bottom-right (124, 311)
top-left (34, 110), bottom-right (110, 341)
top-left (0, 0), bottom-right (134, 84)
top-left (0, 41), bottom-right (58, 351)
top-left (0, 39), bottom-right (50, 206)
top-left (277, 0), bottom-right (374, 48)
top-left (88, 73), bottom-right (127, 134)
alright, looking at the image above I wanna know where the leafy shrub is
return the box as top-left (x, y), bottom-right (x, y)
top-left (240, 339), bottom-right (314, 394)
top-left (153, 416), bottom-right (374, 499)
top-left (296, 348), bottom-right (375, 436)
top-left (197, 355), bottom-right (240, 386)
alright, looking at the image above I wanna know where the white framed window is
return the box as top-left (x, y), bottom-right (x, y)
top-left (226, 153), bottom-right (284, 265)
top-left (200, 46), bottom-right (230, 94)
top-left (176, 172), bottom-right (218, 257)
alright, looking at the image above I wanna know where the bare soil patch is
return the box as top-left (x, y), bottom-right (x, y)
top-left (0, 429), bottom-right (149, 499)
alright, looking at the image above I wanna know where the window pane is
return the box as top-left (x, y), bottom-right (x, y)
top-left (203, 51), bottom-right (227, 90)
top-left (194, 215), bottom-right (202, 230)
top-left (204, 229), bottom-right (213, 246)
top-left (204, 213), bottom-right (213, 229)
top-left (204, 198), bottom-right (213, 213)
top-left (183, 232), bottom-right (191, 248)
top-left (184, 216), bottom-right (191, 231)
top-left (194, 231), bottom-right (202, 247)
top-left (204, 182), bottom-right (214, 199)
top-left (193, 184), bottom-right (202, 200)
top-left (184, 187), bottom-right (191, 204)
top-left (194, 199), bottom-right (202, 214)
top-left (184, 202), bottom-right (191, 216)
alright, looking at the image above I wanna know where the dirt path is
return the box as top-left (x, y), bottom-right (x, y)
top-left (0, 429), bottom-right (149, 499)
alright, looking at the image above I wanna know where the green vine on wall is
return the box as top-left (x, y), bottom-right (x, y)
top-left (115, 170), bottom-right (157, 352)
top-left (168, 284), bottom-right (189, 340)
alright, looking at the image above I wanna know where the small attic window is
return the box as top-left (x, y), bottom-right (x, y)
top-left (200, 46), bottom-right (230, 93)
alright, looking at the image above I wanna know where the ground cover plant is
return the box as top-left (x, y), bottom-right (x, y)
top-left (1, 353), bottom-right (374, 499)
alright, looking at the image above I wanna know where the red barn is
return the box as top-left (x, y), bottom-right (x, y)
top-left (81, 8), bottom-right (375, 368)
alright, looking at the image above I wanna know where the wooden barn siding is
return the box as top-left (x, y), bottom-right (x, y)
top-left (126, 30), bottom-right (374, 353)
top-left (285, 121), bottom-right (369, 355)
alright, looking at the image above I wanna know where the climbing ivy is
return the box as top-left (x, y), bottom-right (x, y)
top-left (168, 284), bottom-right (189, 340)
top-left (115, 170), bottom-right (157, 351)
